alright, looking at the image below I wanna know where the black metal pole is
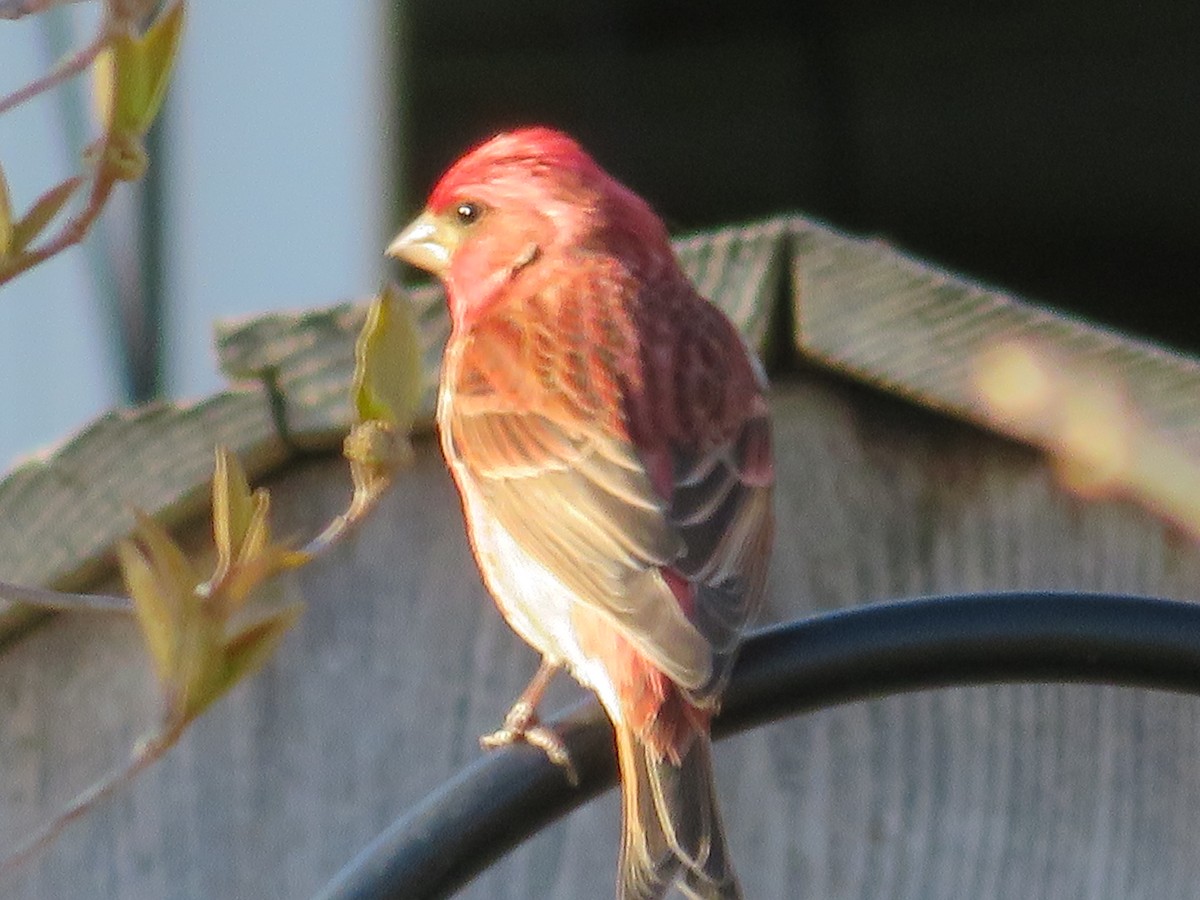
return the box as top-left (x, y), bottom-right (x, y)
top-left (315, 591), bottom-right (1200, 900)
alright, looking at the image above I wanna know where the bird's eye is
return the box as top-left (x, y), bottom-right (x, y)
top-left (455, 202), bottom-right (482, 226)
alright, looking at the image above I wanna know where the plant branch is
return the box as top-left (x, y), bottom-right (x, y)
top-left (0, 580), bottom-right (131, 612)
top-left (0, 724), bottom-right (179, 875)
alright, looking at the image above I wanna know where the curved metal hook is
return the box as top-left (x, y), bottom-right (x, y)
top-left (317, 591), bottom-right (1200, 899)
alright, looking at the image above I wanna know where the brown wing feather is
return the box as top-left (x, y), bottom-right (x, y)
top-left (623, 402), bottom-right (772, 704)
top-left (445, 263), bottom-right (772, 695)
top-left (630, 289), bottom-right (774, 700)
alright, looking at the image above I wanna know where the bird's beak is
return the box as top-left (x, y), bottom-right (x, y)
top-left (386, 211), bottom-right (459, 277)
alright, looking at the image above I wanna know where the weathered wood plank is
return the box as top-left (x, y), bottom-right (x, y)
top-left (211, 219), bottom-right (786, 441)
top-left (7, 214), bottom-right (1193, 647)
top-left (4, 375), bottom-right (1200, 899)
top-left (0, 391), bottom-right (287, 638)
top-left (791, 217), bottom-right (1200, 454)
top-left (214, 296), bottom-right (445, 446)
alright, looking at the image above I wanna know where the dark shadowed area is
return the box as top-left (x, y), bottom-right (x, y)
top-left (402, 1), bottom-right (1198, 351)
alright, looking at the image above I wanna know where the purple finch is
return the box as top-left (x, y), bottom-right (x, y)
top-left (388, 128), bottom-right (773, 900)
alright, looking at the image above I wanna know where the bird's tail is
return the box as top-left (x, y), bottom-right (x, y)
top-left (614, 724), bottom-right (742, 900)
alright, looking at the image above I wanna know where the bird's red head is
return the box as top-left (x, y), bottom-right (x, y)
top-left (426, 127), bottom-right (599, 215)
top-left (387, 127), bottom-right (673, 325)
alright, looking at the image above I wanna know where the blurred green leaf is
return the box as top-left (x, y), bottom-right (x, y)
top-left (92, 37), bottom-right (134, 136)
top-left (119, 458), bottom-right (305, 729)
top-left (136, 0), bottom-right (186, 132)
top-left (117, 538), bottom-right (177, 683)
top-left (207, 447), bottom-right (306, 611)
top-left (217, 494), bottom-right (305, 611)
top-left (199, 603), bottom-right (304, 720)
top-left (126, 511), bottom-right (222, 721)
top-left (132, 510), bottom-right (199, 608)
top-left (353, 283), bottom-right (424, 431)
top-left (211, 446), bottom-right (255, 587)
top-left (0, 164), bottom-right (11, 257)
top-left (93, 1), bottom-right (185, 139)
top-left (236, 491), bottom-right (272, 567)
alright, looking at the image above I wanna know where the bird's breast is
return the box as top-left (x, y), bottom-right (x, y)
top-left (437, 368), bottom-right (623, 716)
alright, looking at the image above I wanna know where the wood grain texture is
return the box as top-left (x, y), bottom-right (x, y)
top-left (0, 391), bottom-right (287, 638)
top-left (790, 217), bottom-right (1200, 453)
top-left (7, 214), bottom-right (1191, 642)
top-left (3, 375), bottom-right (1200, 899)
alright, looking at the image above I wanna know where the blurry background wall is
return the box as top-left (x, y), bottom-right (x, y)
top-left (0, 2), bottom-right (394, 464)
top-left (0, 0), bottom-right (1195, 462)
top-left (403, 0), bottom-right (1198, 351)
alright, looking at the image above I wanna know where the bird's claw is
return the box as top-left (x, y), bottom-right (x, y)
top-left (480, 703), bottom-right (579, 786)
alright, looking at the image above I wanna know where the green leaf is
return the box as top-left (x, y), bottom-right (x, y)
top-left (352, 283), bottom-right (424, 431)
top-left (211, 446), bottom-right (255, 581)
top-left (93, 1), bottom-right (185, 138)
top-left (215, 490), bottom-right (282, 611)
top-left (135, 0), bottom-right (186, 133)
top-left (175, 608), bottom-right (222, 724)
top-left (128, 510), bottom-right (215, 709)
top-left (208, 448), bottom-right (308, 613)
top-left (9, 176), bottom-right (81, 253)
top-left (236, 490), bottom-right (273, 567)
top-left (217, 551), bottom-right (284, 612)
top-left (185, 603), bottom-right (303, 722)
top-left (92, 36), bottom-right (136, 135)
top-left (0, 164), bottom-right (11, 257)
top-left (133, 510), bottom-right (199, 603)
top-left (117, 539), bottom-right (177, 684)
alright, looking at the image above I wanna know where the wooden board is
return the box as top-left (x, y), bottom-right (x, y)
top-left (9, 213), bottom-right (1198, 644)
top-left (4, 374), bottom-right (1200, 899)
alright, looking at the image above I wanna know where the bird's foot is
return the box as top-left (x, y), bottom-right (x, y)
top-left (481, 702), bottom-right (579, 786)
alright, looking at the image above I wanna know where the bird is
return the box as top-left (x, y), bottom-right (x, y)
top-left (387, 127), bottom-right (773, 900)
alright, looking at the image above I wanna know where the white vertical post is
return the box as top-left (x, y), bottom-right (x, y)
top-left (164, 1), bottom-right (394, 399)
top-left (0, 13), bottom-right (119, 467)
top-left (0, 3), bottom-right (393, 466)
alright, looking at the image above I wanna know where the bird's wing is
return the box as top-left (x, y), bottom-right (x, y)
top-left (629, 292), bottom-right (774, 698)
top-left (657, 401), bottom-right (773, 697)
top-left (450, 396), bottom-right (717, 688)
top-left (446, 282), bottom-right (772, 694)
